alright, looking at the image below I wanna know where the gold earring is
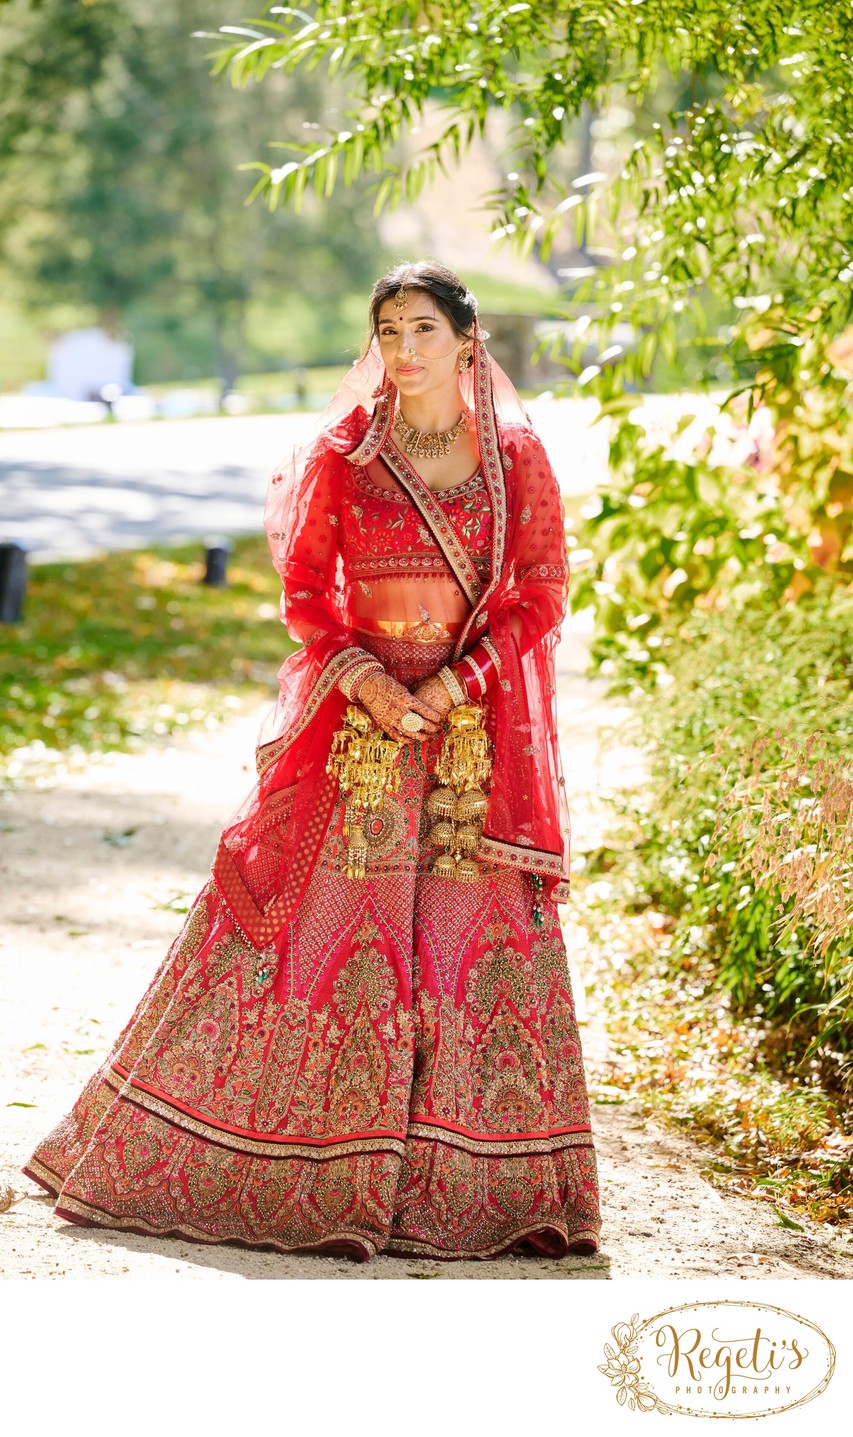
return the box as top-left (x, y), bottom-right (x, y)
top-left (458, 344), bottom-right (473, 371)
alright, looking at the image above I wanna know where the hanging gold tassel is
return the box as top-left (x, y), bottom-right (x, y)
top-left (326, 705), bottom-right (401, 878)
top-left (426, 702), bottom-right (492, 881)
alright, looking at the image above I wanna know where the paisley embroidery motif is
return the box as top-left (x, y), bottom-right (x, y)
top-left (26, 748), bottom-right (600, 1261)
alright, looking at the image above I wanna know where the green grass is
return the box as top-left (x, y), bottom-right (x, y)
top-left (0, 536), bottom-right (293, 778)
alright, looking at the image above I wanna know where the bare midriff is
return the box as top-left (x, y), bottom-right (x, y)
top-left (344, 575), bottom-right (471, 642)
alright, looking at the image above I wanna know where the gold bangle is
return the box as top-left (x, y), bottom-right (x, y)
top-left (438, 665), bottom-right (467, 706)
top-left (339, 659), bottom-right (383, 700)
top-left (339, 663), bottom-right (369, 701)
top-left (350, 665), bottom-right (384, 701)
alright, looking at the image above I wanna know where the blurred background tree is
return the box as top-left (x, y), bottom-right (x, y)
top-left (0, 0), bottom-right (388, 387)
top-left (209, 2), bottom-right (853, 593)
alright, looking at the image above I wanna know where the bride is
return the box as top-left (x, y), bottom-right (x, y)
top-left (25, 260), bottom-right (601, 1262)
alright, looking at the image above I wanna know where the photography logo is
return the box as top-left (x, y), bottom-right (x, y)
top-left (598, 1300), bottom-right (835, 1418)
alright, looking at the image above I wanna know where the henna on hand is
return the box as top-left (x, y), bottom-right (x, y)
top-left (411, 673), bottom-right (456, 720)
top-left (358, 672), bottom-right (444, 743)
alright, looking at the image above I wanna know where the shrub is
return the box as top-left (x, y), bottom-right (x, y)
top-left (595, 581), bottom-right (853, 1081)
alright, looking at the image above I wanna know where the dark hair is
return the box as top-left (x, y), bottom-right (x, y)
top-left (367, 260), bottom-right (478, 343)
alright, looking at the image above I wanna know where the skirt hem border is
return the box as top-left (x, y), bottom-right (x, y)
top-left (23, 1160), bottom-right (600, 1265)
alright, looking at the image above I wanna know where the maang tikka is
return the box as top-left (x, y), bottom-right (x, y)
top-left (393, 284), bottom-right (408, 309)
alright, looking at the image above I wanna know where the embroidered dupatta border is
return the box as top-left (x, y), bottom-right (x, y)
top-left (346, 372), bottom-right (396, 466)
top-left (254, 645), bottom-right (370, 778)
top-left (214, 795), bottom-right (336, 949)
top-left (476, 833), bottom-right (565, 879)
top-left (452, 337), bottom-right (508, 661)
top-left (215, 646), bottom-right (375, 946)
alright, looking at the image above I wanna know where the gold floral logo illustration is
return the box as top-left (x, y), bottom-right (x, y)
top-left (599, 1301), bottom-right (835, 1419)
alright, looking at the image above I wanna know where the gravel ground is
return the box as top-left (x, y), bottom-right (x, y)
top-left (3, 617), bottom-right (853, 1280)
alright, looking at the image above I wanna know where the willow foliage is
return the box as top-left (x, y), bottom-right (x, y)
top-left (211, 2), bottom-right (853, 391)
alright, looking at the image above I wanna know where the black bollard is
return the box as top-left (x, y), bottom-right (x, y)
top-left (0, 541), bottom-right (27, 623)
top-left (203, 536), bottom-right (231, 587)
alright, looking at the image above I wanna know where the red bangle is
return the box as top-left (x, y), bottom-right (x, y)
top-left (453, 641), bottom-right (499, 698)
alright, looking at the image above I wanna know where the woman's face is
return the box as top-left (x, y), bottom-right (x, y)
top-left (376, 290), bottom-right (467, 396)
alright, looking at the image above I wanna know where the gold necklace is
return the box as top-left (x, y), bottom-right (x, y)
top-left (393, 408), bottom-right (469, 461)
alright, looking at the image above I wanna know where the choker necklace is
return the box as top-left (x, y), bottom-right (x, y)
top-left (393, 408), bottom-right (469, 461)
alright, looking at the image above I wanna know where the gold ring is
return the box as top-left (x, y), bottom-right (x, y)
top-left (400, 711), bottom-right (424, 734)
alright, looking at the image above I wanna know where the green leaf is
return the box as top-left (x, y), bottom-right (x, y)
top-left (773, 1207), bottom-right (805, 1231)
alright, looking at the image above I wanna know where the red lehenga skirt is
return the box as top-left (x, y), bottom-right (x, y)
top-left (24, 649), bottom-right (601, 1262)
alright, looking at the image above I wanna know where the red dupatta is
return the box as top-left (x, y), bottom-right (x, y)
top-left (212, 334), bottom-right (573, 951)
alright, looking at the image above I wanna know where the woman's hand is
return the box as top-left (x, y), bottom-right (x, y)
top-left (357, 672), bottom-right (445, 743)
top-left (411, 673), bottom-right (456, 721)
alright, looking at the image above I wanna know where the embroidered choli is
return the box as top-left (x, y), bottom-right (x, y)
top-left (337, 455), bottom-right (492, 672)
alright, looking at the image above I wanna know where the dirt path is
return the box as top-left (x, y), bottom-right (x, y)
top-left (3, 617), bottom-right (853, 1280)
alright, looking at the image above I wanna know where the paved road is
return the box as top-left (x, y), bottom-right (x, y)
top-left (0, 414), bottom-right (313, 564)
top-left (0, 401), bottom-right (609, 563)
